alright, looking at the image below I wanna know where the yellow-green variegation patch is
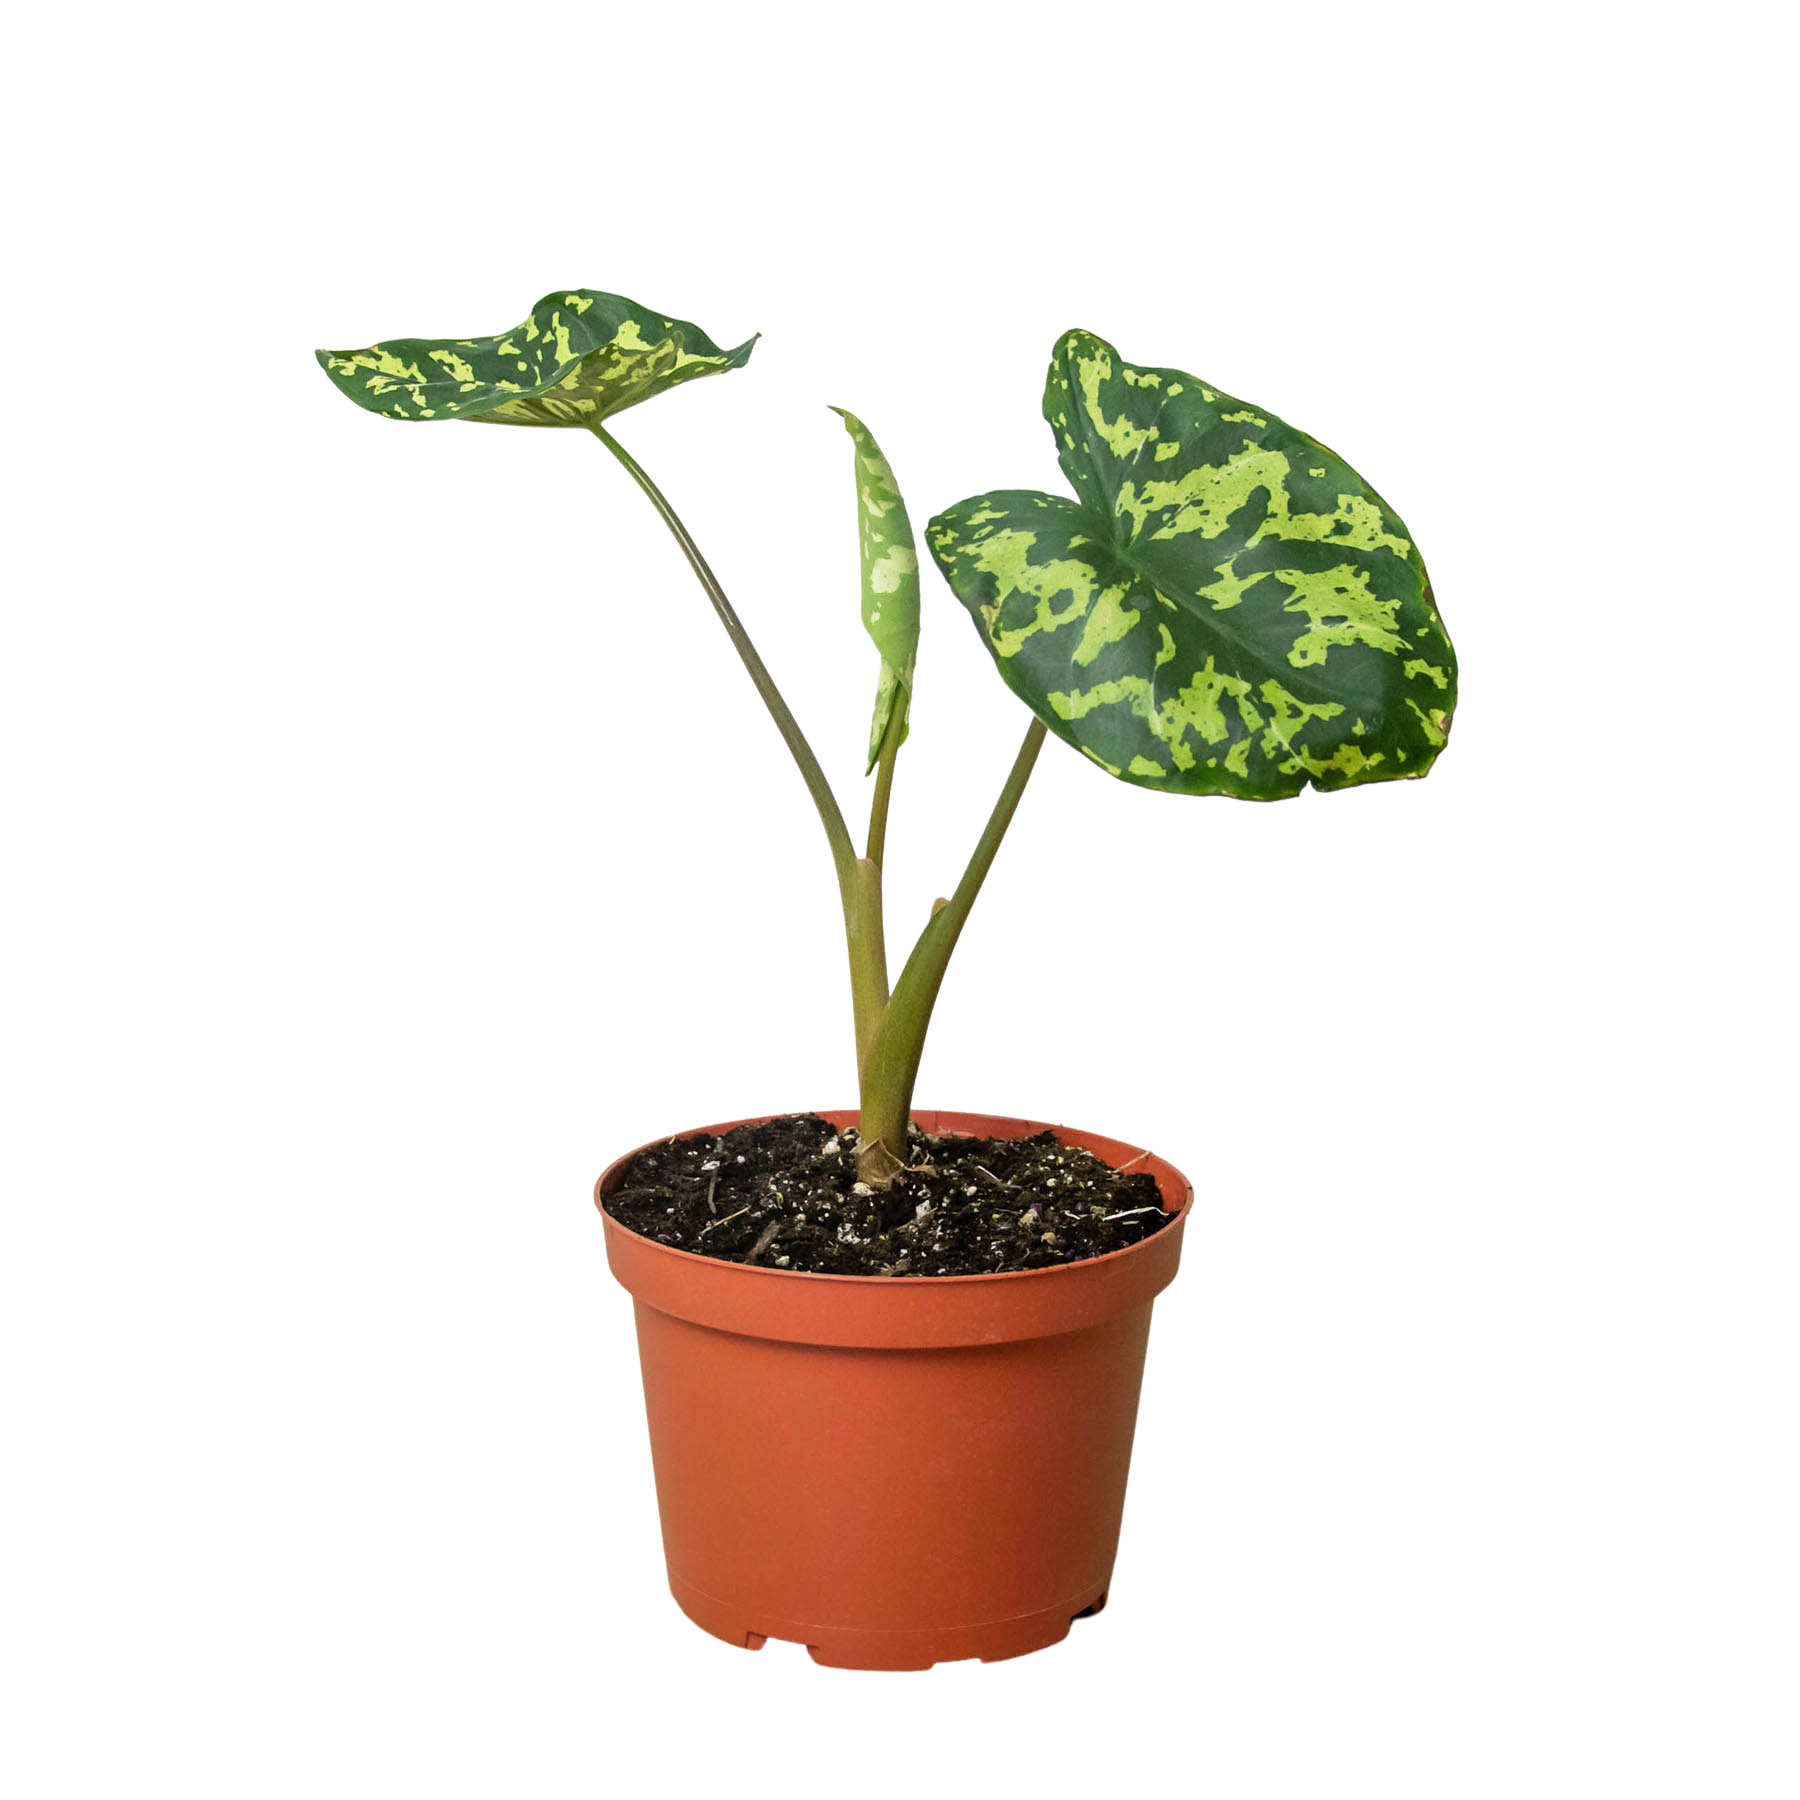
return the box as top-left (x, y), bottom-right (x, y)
top-left (831, 409), bottom-right (920, 771)
top-left (315, 290), bottom-right (755, 426)
top-left (927, 331), bottom-right (1456, 799)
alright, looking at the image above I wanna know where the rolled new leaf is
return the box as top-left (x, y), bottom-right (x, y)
top-left (315, 289), bottom-right (755, 426)
top-left (927, 330), bottom-right (1455, 799)
top-left (830, 409), bottom-right (920, 772)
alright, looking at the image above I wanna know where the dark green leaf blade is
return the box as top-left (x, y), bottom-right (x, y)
top-left (315, 290), bottom-right (755, 426)
top-left (928, 330), bottom-right (1456, 799)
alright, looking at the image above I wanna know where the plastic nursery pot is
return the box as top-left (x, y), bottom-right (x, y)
top-left (597, 1107), bottom-right (1192, 1671)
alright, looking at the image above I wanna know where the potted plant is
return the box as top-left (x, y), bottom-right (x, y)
top-left (316, 289), bottom-right (1457, 1668)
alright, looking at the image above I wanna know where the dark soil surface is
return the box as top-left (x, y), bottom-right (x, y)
top-left (602, 1113), bottom-right (1176, 1277)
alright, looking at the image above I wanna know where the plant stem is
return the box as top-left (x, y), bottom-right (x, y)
top-left (849, 857), bottom-right (887, 1074)
top-left (857, 717), bottom-right (1047, 1177)
top-left (848, 710), bottom-right (905, 1076)
top-left (866, 708), bottom-right (902, 869)
top-left (592, 423), bottom-right (890, 1069)
top-left (592, 423), bottom-right (856, 883)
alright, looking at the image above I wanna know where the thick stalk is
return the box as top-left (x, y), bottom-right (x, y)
top-left (848, 857), bottom-right (886, 1074)
top-left (848, 708), bottom-right (906, 1073)
top-left (857, 717), bottom-right (1047, 1179)
top-left (591, 424), bottom-right (888, 1064)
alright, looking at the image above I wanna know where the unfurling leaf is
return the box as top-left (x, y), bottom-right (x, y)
top-left (831, 408), bottom-right (920, 772)
top-left (316, 290), bottom-right (755, 427)
top-left (927, 330), bottom-right (1455, 799)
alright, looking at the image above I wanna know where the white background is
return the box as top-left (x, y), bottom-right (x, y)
top-left (4, 2), bottom-right (1794, 1794)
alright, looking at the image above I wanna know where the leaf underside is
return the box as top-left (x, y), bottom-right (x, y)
top-left (315, 289), bottom-right (755, 426)
top-left (831, 409), bottom-right (920, 772)
top-left (927, 331), bottom-right (1456, 799)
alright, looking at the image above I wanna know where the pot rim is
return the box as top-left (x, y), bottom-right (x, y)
top-left (595, 1105), bottom-right (1192, 1290)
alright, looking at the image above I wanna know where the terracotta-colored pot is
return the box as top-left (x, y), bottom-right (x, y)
top-left (597, 1108), bottom-right (1191, 1670)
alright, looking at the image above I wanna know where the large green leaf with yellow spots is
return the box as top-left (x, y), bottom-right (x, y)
top-left (315, 289), bottom-right (755, 427)
top-left (830, 408), bottom-right (920, 771)
top-left (927, 330), bottom-right (1456, 798)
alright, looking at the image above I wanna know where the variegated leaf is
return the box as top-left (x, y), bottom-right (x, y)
top-left (315, 290), bottom-right (755, 426)
top-left (927, 331), bottom-right (1455, 798)
top-left (831, 408), bottom-right (920, 771)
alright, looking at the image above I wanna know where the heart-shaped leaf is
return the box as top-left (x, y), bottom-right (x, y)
top-left (831, 408), bottom-right (920, 771)
top-left (927, 331), bottom-right (1455, 798)
top-left (315, 290), bottom-right (755, 426)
